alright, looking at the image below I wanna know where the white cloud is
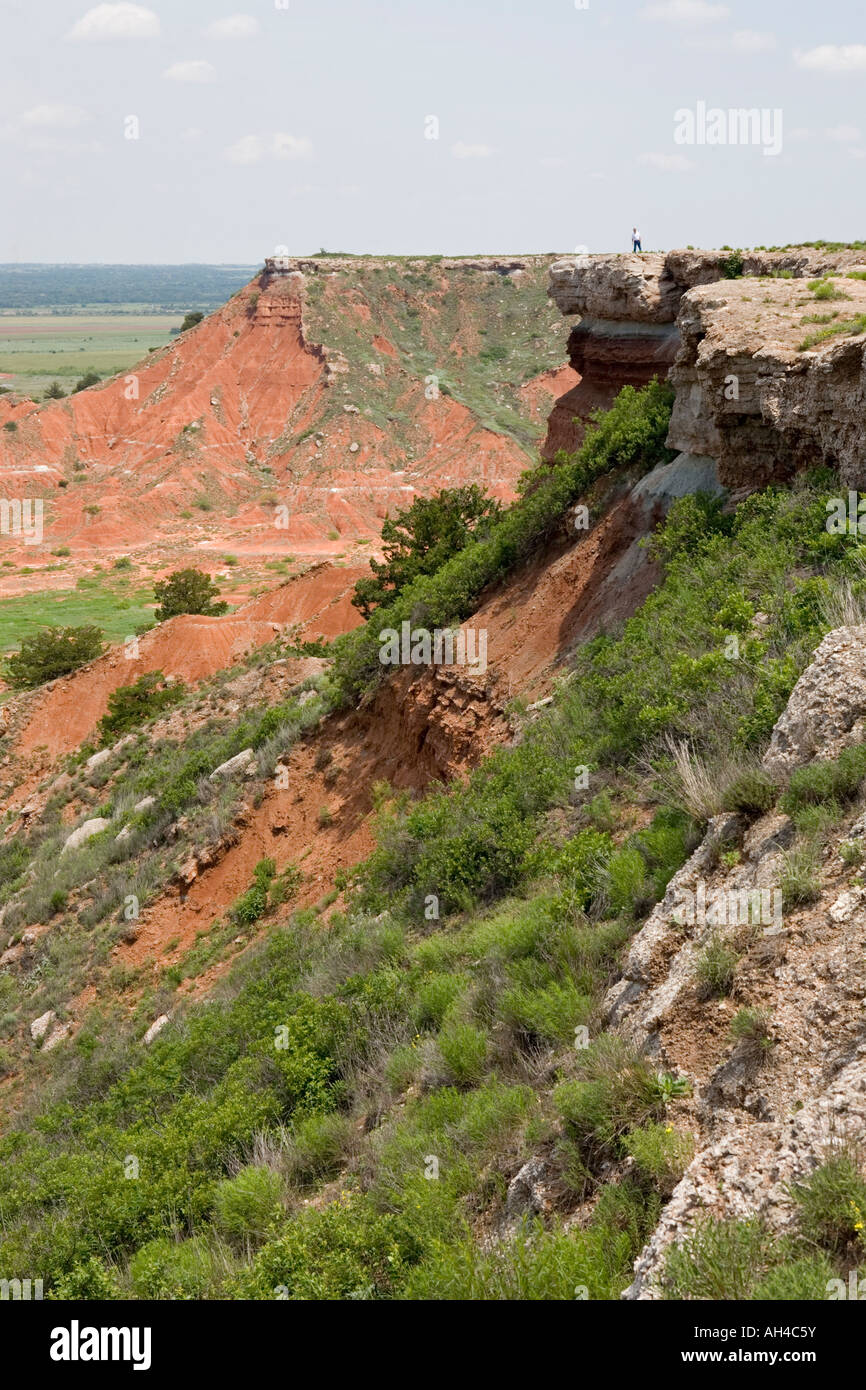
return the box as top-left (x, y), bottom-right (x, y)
top-left (639, 151), bottom-right (693, 172)
top-left (540, 155), bottom-right (566, 167)
top-left (451, 142), bottom-right (493, 159)
top-left (67, 3), bottom-right (159, 40)
top-left (18, 105), bottom-right (90, 129)
top-left (641, 0), bottom-right (729, 24)
top-left (826, 124), bottom-right (861, 143)
top-left (225, 132), bottom-right (312, 164)
top-left (731, 29), bottom-right (776, 53)
top-left (794, 45), bottom-right (866, 73)
top-left (207, 14), bottom-right (259, 39)
top-left (164, 59), bottom-right (217, 83)
top-left (225, 134), bottom-right (264, 163)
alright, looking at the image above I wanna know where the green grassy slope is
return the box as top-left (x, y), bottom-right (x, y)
top-left (1, 383), bottom-right (863, 1299)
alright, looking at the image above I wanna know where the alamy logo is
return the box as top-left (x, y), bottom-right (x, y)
top-left (827, 1270), bottom-right (866, 1300)
top-left (827, 492), bottom-right (866, 534)
top-left (378, 621), bottom-right (487, 674)
top-left (50, 1321), bottom-right (152, 1372)
top-left (672, 883), bottom-right (783, 930)
top-left (0, 1276), bottom-right (43, 1299)
top-left (674, 102), bottom-right (783, 157)
top-left (0, 498), bottom-right (43, 545)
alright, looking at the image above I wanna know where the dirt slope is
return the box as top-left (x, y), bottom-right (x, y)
top-left (0, 258), bottom-right (574, 587)
top-left (4, 561), bottom-right (366, 771)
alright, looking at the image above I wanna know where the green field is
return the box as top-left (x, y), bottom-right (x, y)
top-left (0, 313), bottom-right (182, 397)
top-left (0, 572), bottom-right (157, 656)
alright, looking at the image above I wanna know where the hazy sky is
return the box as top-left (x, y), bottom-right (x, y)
top-left (2, 0), bottom-right (864, 261)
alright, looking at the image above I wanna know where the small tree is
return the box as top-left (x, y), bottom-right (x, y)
top-left (98, 671), bottom-right (186, 743)
top-left (351, 485), bottom-right (502, 617)
top-left (5, 624), bottom-right (106, 689)
top-left (153, 568), bottom-right (228, 621)
top-left (74, 370), bottom-right (102, 393)
top-left (44, 380), bottom-right (67, 400)
top-left (179, 311), bottom-right (204, 333)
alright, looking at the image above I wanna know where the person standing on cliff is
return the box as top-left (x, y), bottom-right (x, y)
top-left (632, 227), bottom-right (642, 252)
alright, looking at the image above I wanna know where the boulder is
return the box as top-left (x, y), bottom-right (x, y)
top-left (30, 1009), bottom-right (56, 1042)
top-left (763, 627), bottom-right (866, 775)
top-left (143, 1014), bottom-right (170, 1045)
top-left (62, 817), bottom-right (110, 853)
top-left (209, 748), bottom-right (256, 781)
top-left (43, 1022), bottom-right (71, 1052)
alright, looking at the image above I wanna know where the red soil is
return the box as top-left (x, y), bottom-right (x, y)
top-left (10, 560), bottom-right (367, 764)
top-left (0, 273), bottom-right (555, 582)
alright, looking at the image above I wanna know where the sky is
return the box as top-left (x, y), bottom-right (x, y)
top-left (1, 0), bottom-right (864, 261)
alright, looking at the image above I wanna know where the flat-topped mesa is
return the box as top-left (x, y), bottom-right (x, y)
top-left (263, 253), bottom-right (556, 283)
top-left (547, 247), bottom-right (866, 487)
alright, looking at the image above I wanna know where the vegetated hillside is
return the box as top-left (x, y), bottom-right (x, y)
top-left (3, 248), bottom-right (866, 1304)
top-left (0, 257), bottom-right (574, 608)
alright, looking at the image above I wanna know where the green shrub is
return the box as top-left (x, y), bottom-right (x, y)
top-left (352, 485), bottom-right (502, 617)
top-left (602, 846), bottom-right (652, 919)
top-left (74, 370), bottom-right (102, 392)
top-left (695, 935), bottom-right (738, 998)
top-left (722, 767), bottom-right (778, 815)
top-left (554, 1035), bottom-right (664, 1156)
top-left (436, 1022), bottom-right (488, 1087)
top-left (129, 1236), bottom-right (220, 1299)
top-left (412, 972), bottom-right (469, 1029)
top-left (720, 250), bottom-right (745, 279)
top-left (552, 829), bottom-right (612, 912)
top-left (751, 1253), bottom-right (838, 1300)
top-left (401, 1217), bottom-right (636, 1301)
top-left (211, 1165), bottom-right (284, 1243)
top-left (728, 1007), bottom-right (775, 1065)
top-left (50, 1256), bottom-right (121, 1300)
top-left (780, 840), bottom-right (822, 908)
top-left (236, 1198), bottom-right (419, 1300)
top-left (662, 1217), bottom-right (774, 1299)
top-left (98, 671), bottom-right (186, 743)
top-left (499, 979), bottom-right (591, 1046)
top-left (283, 1112), bottom-right (355, 1187)
top-left (624, 1123), bottom-right (695, 1195)
top-left (781, 743), bottom-right (866, 815)
top-left (790, 1154), bottom-right (866, 1255)
top-left (5, 624), bottom-right (106, 689)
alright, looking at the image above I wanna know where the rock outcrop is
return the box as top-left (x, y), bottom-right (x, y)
top-left (669, 277), bottom-right (866, 490)
top-left (763, 627), bottom-right (866, 775)
top-left (608, 628), bottom-right (866, 1297)
top-left (547, 248), bottom-right (866, 488)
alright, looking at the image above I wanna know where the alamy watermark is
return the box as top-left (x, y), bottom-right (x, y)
top-left (0, 498), bottom-right (43, 545)
top-left (378, 621), bottom-right (487, 675)
top-left (674, 102), bottom-right (783, 158)
top-left (672, 882), bottom-right (783, 930)
top-left (827, 492), bottom-right (866, 534)
top-left (1, 1276), bottom-right (43, 1299)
